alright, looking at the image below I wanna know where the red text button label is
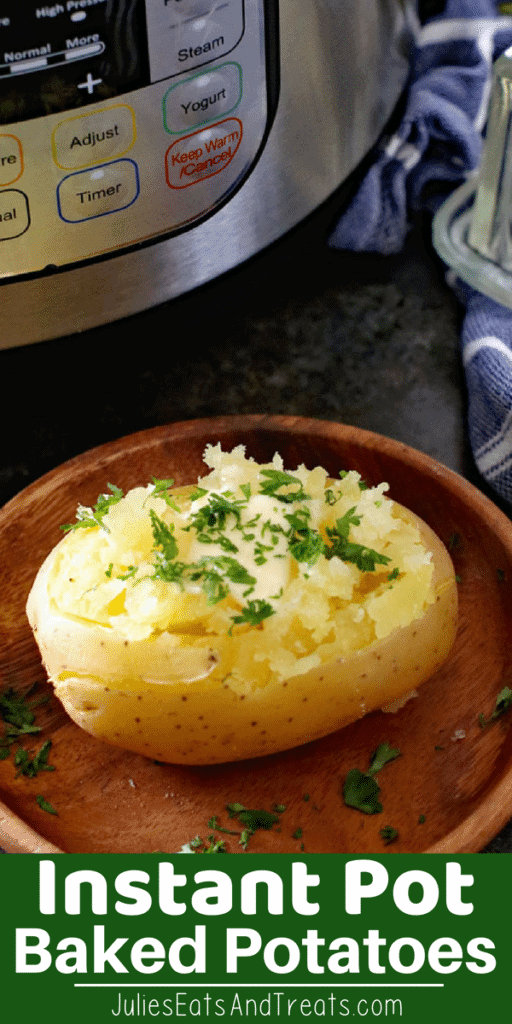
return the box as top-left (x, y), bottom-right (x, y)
top-left (165, 117), bottom-right (242, 189)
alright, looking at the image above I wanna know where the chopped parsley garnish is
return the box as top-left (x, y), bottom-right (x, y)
top-left (226, 802), bottom-right (246, 818)
top-left (188, 493), bottom-right (244, 536)
top-left (259, 469), bottom-right (310, 504)
top-left (150, 510), bottom-right (179, 562)
top-left (418, 814), bottom-right (426, 824)
top-left (225, 804), bottom-right (280, 850)
top-left (36, 795), bottom-right (58, 815)
top-left (285, 508), bottom-right (325, 566)
top-left (387, 567), bottom-right (400, 582)
top-left (14, 739), bottom-right (54, 779)
top-left (343, 771), bottom-right (383, 815)
top-left (148, 477), bottom-right (180, 510)
top-left (368, 742), bottom-right (401, 775)
top-left (117, 565), bottom-right (138, 581)
top-left (0, 684), bottom-right (49, 759)
top-left (179, 835), bottom-right (227, 854)
top-left (193, 556), bottom-right (256, 605)
top-left (1, 686), bottom-right (57, 815)
top-left (343, 742), bottom-right (401, 815)
top-left (380, 826), bottom-right (398, 845)
top-left (292, 828), bottom-right (303, 840)
top-left (182, 803), bottom-right (284, 853)
top-left (230, 599), bottom-right (275, 630)
top-left (325, 507), bottom-right (391, 573)
top-left (479, 686), bottom-right (512, 728)
top-left (62, 465), bottom-right (399, 647)
top-left (61, 483), bottom-right (124, 532)
top-left (237, 808), bottom-right (280, 830)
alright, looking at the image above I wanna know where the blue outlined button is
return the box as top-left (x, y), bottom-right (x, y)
top-left (57, 158), bottom-right (139, 223)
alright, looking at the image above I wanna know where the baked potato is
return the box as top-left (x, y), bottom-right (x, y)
top-left (26, 444), bottom-right (458, 763)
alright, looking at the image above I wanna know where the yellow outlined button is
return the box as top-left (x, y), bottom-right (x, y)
top-left (52, 105), bottom-right (136, 170)
top-left (0, 135), bottom-right (23, 186)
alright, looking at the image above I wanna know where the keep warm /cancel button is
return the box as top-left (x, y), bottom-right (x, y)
top-left (165, 117), bottom-right (242, 189)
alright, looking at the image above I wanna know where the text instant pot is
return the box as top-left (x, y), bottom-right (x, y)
top-left (15, 860), bottom-right (495, 978)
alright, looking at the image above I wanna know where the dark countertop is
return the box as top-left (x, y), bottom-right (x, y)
top-left (1, 195), bottom-right (511, 852)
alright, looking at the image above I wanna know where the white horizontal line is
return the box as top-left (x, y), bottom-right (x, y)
top-left (9, 57), bottom-right (48, 72)
top-left (65, 43), bottom-right (104, 60)
top-left (74, 983), bottom-right (444, 989)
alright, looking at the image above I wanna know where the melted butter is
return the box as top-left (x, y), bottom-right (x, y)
top-left (184, 491), bottom-right (294, 603)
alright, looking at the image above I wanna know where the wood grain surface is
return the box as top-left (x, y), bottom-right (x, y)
top-left (1, 414), bottom-right (511, 855)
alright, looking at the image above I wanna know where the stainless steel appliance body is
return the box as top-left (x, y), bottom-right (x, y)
top-left (0, 0), bottom-right (414, 348)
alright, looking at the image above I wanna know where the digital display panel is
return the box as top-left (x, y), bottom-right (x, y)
top-left (0, 0), bottom-right (149, 124)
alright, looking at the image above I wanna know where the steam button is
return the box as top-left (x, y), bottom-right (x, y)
top-left (146, 0), bottom-right (244, 79)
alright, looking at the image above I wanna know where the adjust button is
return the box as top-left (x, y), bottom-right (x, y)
top-left (52, 105), bottom-right (136, 170)
top-left (57, 159), bottom-right (140, 223)
top-left (164, 62), bottom-right (242, 133)
top-left (0, 189), bottom-right (29, 239)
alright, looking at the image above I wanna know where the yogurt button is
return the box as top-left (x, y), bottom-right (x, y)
top-left (164, 63), bottom-right (242, 132)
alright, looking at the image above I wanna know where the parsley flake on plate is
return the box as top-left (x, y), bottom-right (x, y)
top-left (479, 686), bottom-right (512, 728)
top-left (380, 826), bottom-right (399, 845)
top-left (342, 742), bottom-right (401, 815)
top-left (36, 795), bottom-right (58, 815)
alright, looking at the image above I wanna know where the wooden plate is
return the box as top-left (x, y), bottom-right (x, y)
top-left (1, 414), bottom-right (512, 855)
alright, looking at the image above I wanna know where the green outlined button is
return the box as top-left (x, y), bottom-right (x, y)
top-left (163, 63), bottom-right (242, 134)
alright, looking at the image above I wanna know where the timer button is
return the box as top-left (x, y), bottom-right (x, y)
top-left (52, 105), bottom-right (136, 170)
top-left (164, 62), bottom-right (242, 133)
top-left (0, 135), bottom-right (23, 186)
top-left (56, 159), bottom-right (139, 223)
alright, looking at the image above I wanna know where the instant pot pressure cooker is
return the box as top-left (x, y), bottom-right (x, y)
top-left (0, 0), bottom-right (415, 347)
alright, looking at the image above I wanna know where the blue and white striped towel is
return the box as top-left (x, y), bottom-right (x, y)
top-left (329, 0), bottom-right (512, 505)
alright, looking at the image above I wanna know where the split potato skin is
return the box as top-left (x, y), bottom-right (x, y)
top-left (27, 495), bottom-right (458, 764)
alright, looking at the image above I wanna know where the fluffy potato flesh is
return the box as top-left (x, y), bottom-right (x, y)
top-left (26, 445), bottom-right (458, 763)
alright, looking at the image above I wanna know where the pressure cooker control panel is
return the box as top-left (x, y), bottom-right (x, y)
top-left (0, 0), bottom-right (277, 278)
